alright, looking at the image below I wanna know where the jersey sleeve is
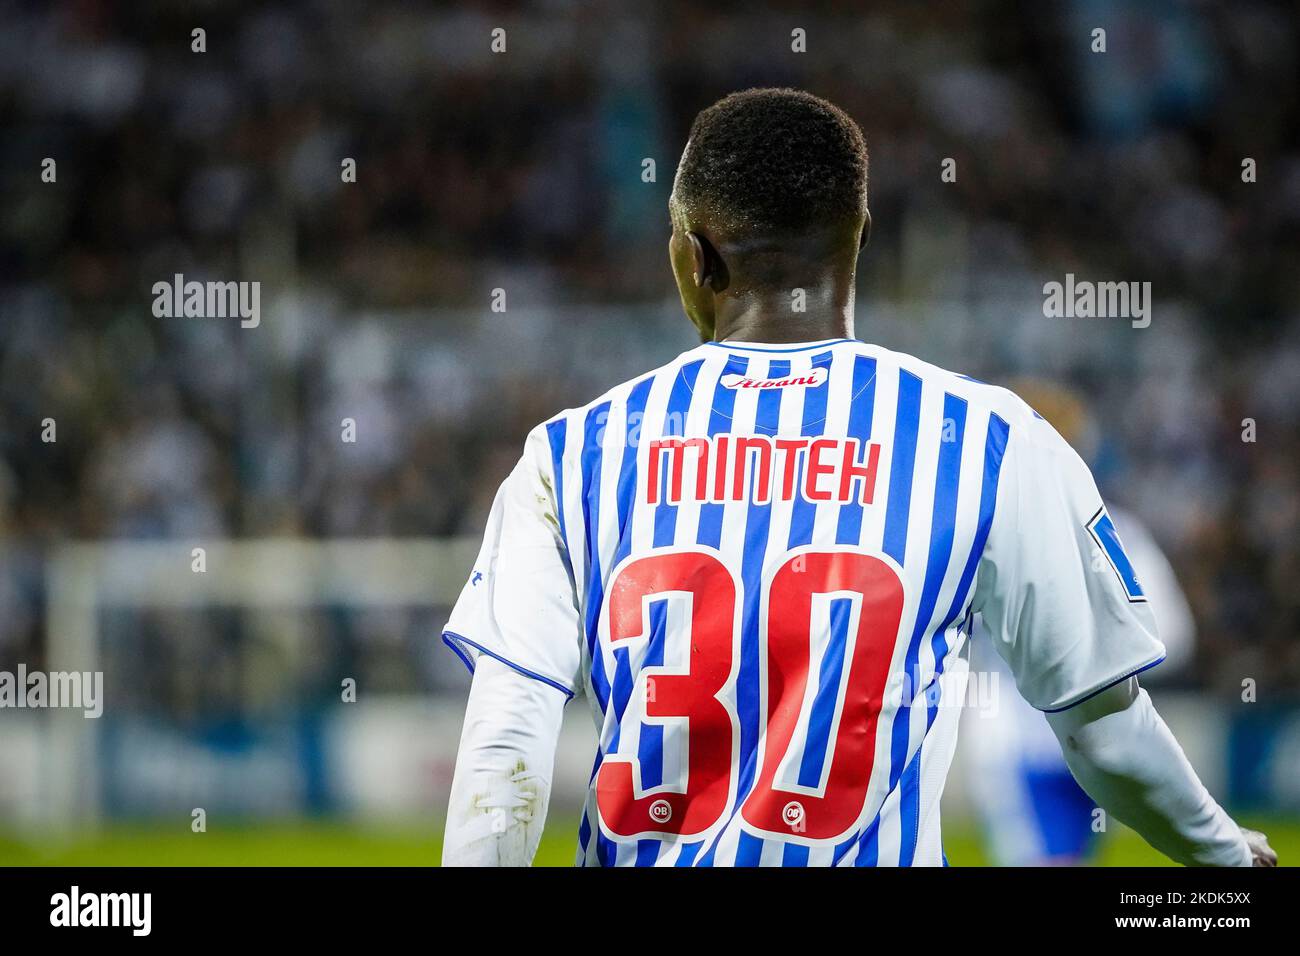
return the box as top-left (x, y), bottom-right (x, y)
top-left (973, 407), bottom-right (1166, 712)
top-left (441, 425), bottom-right (583, 699)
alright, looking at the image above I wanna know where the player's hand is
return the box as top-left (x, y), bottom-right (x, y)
top-left (1241, 827), bottom-right (1277, 867)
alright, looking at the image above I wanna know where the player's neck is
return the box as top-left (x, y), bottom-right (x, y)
top-left (711, 287), bottom-right (855, 345)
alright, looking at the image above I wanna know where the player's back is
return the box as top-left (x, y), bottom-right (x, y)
top-left (442, 336), bottom-right (1164, 866)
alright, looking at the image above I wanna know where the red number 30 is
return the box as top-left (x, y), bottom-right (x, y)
top-left (594, 548), bottom-right (903, 843)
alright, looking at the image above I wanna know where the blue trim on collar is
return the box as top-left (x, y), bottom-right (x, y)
top-left (703, 338), bottom-right (856, 353)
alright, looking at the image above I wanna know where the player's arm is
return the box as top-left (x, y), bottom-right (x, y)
top-left (974, 402), bottom-right (1273, 867)
top-left (1046, 677), bottom-right (1273, 866)
top-left (443, 656), bottom-right (566, 866)
top-left (439, 424), bottom-right (583, 866)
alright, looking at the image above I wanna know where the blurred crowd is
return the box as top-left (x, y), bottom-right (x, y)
top-left (1, 1), bottom-right (1297, 694)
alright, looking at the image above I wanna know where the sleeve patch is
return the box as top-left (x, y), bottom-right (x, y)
top-left (1087, 507), bottom-right (1147, 603)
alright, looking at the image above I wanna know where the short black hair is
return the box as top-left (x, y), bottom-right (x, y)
top-left (673, 88), bottom-right (868, 239)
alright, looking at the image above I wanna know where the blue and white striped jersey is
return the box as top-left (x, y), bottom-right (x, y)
top-left (443, 337), bottom-right (1165, 866)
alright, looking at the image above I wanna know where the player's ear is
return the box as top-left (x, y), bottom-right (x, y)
top-left (858, 209), bottom-right (872, 253)
top-left (687, 231), bottom-right (729, 294)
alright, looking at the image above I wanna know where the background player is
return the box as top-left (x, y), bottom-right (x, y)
top-left (441, 89), bottom-right (1276, 867)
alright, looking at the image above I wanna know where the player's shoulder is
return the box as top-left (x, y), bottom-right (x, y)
top-left (869, 343), bottom-right (1084, 476)
top-left (519, 348), bottom-right (703, 459)
top-left (867, 342), bottom-right (1043, 429)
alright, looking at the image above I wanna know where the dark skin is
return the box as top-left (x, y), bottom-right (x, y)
top-left (668, 186), bottom-right (871, 345)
